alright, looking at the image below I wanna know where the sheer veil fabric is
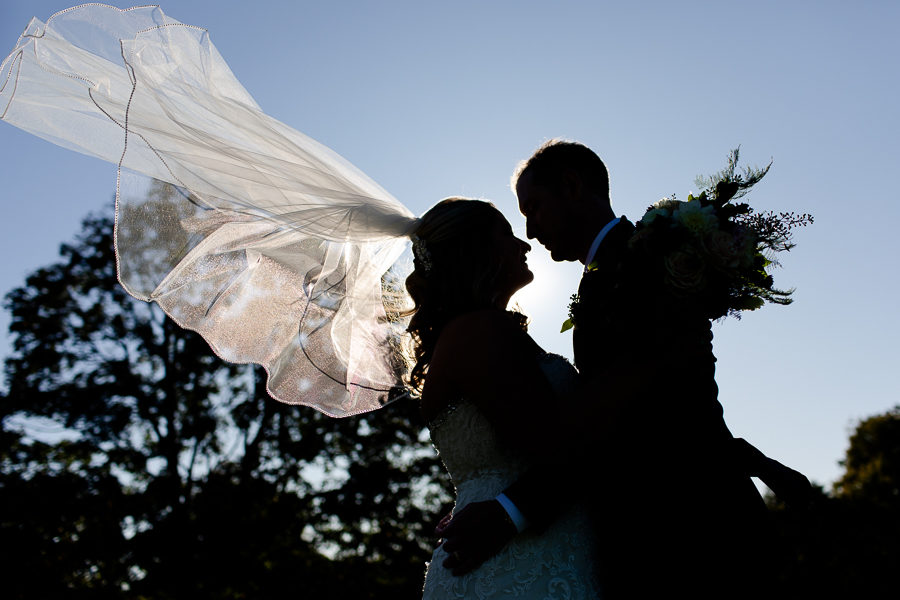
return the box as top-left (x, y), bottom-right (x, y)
top-left (0, 4), bottom-right (420, 416)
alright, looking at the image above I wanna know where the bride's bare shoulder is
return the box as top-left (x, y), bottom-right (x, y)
top-left (435, 309), bottom-right (530, 360)
top-left (428, 310), bottom-right (542, 391)
top-left (421, 310), bottom-right (534, 422)
top-left (422, 309), bottom-right (558, 444)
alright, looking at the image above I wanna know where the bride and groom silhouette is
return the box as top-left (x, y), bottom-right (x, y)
top-left (418, 140), bottom-right (812, 599)
top-left (0, 6), bottom-right (812, 599)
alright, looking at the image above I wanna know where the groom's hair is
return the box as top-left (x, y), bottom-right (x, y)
top-left (512, 139), bottom-right (609, 199)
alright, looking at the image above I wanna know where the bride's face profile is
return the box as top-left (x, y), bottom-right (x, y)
top-left (487, 214), bottom-right (533, 304)
top-left (408, 199), bottom-right (532, 312)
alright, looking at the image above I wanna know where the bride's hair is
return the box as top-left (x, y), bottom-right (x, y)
top-left (405, 198), bottom-right (527, 393)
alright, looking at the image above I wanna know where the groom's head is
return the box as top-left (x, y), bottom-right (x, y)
top-left (513, 140), bottom-right (614, 263)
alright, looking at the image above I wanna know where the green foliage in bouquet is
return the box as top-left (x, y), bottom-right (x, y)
top-left (628, 148), bottom-right (813, 321)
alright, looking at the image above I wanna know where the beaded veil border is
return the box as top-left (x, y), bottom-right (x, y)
top-left (0, 4), bottom-right (420, 416)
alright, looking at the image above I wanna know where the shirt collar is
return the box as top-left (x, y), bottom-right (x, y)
top-left (584, 217), bottom-right (621, 272)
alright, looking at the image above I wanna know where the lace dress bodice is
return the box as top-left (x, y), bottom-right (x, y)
top-left (422, 354), bottom-right (602, 599)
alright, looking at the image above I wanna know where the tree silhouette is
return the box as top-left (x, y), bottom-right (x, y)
top-left (0, 205), bottom-right (451, 598)
top-left (835, 405), bottom-right (900, 508)
top-left (767, 406), bottom-right (900, 597)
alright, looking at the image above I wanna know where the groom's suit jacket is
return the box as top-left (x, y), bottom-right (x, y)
top-left (506, 217), bottom-right (772, 597)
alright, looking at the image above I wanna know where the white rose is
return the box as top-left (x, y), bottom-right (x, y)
top-left (673, 200), bottom-right (717, 234)
top-left (702, 229), bottom-right (741, 269)
top-left (640, 208), bottom-right (667, 225)
top-left (664, 249), bottom-right (706, 292)
top-left (641, 198), bottom-right (680, 225)
top-left (652, 197), bottom-right (680, 210)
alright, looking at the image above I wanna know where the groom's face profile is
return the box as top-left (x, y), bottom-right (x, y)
top-left (516, 170), bottom-right (578, 262)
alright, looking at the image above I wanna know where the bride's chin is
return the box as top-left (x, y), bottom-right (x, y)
top-left (495, 268), bottom-right (534, 305)
top-left (514, 270), bottom-right (535, 292)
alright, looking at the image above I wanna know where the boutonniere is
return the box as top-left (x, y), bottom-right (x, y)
top-left (560, 293), bottom-right (579, 333)
top-left (560, 262), bottom-right (598, 333)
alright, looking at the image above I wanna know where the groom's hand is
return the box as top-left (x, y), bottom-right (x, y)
top-left (733, 438), bottom-right (813, 509)
top-left (436, 500), bottom-right (517, 575)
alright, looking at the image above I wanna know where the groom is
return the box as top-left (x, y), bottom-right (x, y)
top-left (438, 140), bottom-right (807, 598)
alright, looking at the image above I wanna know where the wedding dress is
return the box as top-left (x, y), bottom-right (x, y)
top-left (423, 353), bottom-right (602, 599)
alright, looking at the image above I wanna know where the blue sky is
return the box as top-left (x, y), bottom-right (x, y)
top-left (1, 0), bottom-right (898, 490)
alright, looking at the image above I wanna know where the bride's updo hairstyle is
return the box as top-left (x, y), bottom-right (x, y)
top-left (405, 198), bottom-right (527, 393)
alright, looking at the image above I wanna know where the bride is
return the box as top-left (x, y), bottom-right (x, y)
top-left (408, 199), bottom-right (601, 597)
top-left (1, 5), bottom-right (602, 598)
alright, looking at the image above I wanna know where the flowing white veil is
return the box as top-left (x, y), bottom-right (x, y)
top-left (0, 4), bottom-right (419, 417)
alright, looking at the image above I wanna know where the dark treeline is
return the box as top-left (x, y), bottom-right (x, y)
top-left (1, 209), bottom-right (896, 598)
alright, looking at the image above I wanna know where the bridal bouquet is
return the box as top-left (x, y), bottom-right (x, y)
top-left (627, 148), bottom-right (813, 321)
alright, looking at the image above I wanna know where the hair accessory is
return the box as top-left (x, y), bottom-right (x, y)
top-left (411, 235), bottom-right (433, 273)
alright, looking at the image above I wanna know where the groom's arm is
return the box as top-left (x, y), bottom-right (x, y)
top-left (429, 310), bottom-right (607, 575)
top-left (436, 498), bottom-right (519, 575)
top-left (440, 306), bottom-right (715, 576)
top-left (439, 358), bottom-right (651, 575)
top-left (438, 280), bottom-right (696, 575)
top-left (732, 438), bottom-right (813, 509)
top-left (439, 443), bottom-right (590, 572)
